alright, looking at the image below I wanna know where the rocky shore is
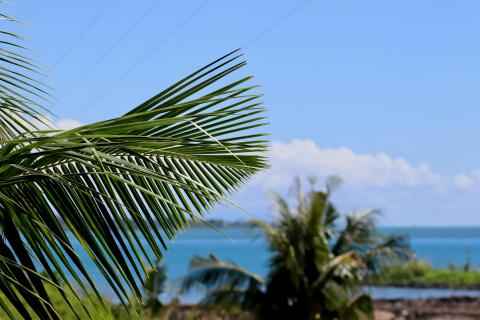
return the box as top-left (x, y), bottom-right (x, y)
top-left (374, 296), bottom-right (480, 320)
top-left (129, 297), bottom-right (480, 320)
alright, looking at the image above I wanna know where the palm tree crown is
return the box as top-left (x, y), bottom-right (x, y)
top-left (0, 8), bottom-right (268, 320)
top-left (181, 178), bottom-right (412, 320)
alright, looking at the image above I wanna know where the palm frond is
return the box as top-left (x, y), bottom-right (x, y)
top-left (144, 263), bottom-right (167, 299)
top-left (0, 9), bottom-right (51, 141)
top-left (199, 287), bottom-right (254, 306)
top-left (363, 234), bottom-right (413, 274)
top-left (342, 292), bottom-right (374, 320)
top-left (181, 254), bottom-right (265, 294)
top-left (331, 209), bottom-right (379, 255)
top-left (0, 48), bottom-right (269, 319)
top-left (313, 252), bottom-right (364, 290)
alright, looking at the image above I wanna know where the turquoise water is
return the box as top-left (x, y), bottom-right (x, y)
top-left (165, 227), bottom-right (266, 280)
top-left (382, 227), bottom-right (480, 268)
top-left (165, 227), bottom-right (480, 279)
top-left (72, 226), bottom-right (480, 300)
top-left (165, 227), bottom-right (480, 301)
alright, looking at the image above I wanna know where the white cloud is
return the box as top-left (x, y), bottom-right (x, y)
top-left (255, 139), bottom-right (445, 190)
top-left (54, 118), bottom-right (83, 130)
top-left (4, 111), bottom-right (84, 132)
top-left (453, 174), bottom-right (475, 189)
top-left (216, 139), bottom-right (480, 225)
top-left (33, 116), bottom-right (83, 131)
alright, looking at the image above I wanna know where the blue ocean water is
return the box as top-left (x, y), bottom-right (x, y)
top-left (164, 226), bottom-right (480, 301)
top-left (164, 226), bottom-right (480, 280)
top-left (381, 227), bottom-right (480, 268)
top-left (165, 227), bottom-right (267, 280)
top-left (72, 226), bottom-right (480, 300)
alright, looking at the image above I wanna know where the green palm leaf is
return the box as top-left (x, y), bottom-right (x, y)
top-left (181, 254), bottom-right (265, 292)
top-left (180, 254), bottom-right (265, 308)
top-left (0, 9), bottom-right (269, 319)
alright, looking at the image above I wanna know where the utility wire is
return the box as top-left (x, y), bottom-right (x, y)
top-left (75, 0), bottom-right (210, 117)
top-left (54, 0), bottom-right (160, 106)
top-left (243, 0), bottom-right (313, 49)
top-left (76, 0), bottom-right (307, 117)
top-left (48, 0), bottom-right (117, 72)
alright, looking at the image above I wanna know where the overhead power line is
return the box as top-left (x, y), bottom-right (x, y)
top-left (76, 0), bottom-right (210, 117)
top-left (49, 0), bottom-right (117, 72)
top-left (243, 0), bottom-right (313, 49)
top-left (75, 0), bottom-right (308, 117)
top-left (54, 0), bottom-right (160, 106)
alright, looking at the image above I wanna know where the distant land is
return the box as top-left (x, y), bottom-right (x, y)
top-left (191, 219), bottom-right (480, 229)
top-left (190, 218), bottom-right (259, 228)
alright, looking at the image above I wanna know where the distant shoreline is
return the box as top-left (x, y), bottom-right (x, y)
top-left (191, 219), bottom-right (480, 229)
top-left (368, 283), bottom-right (480, 290)
top-left (189, 219), bottom-right (260, 228)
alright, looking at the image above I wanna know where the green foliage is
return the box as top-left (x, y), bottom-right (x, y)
top-left (143, 263), bottom-right (167, 315)
top-left (181, 177), bottom-right (412, 320)
top-left (181, 254), bottom-right (266, 311)
top-left (371, 260), bottom-right (480, 289)
top-left (0, 284), bottom-right (111, 320)
top-left (463, 260), bottom-right (472, 272)
top-left (0, 6), bottom-right (268, 319)
top-left (112, 301), bottom-right (255, 320)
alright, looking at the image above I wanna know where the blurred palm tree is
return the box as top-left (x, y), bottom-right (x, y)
top-left (143, 263), bottom-right (167, 315)
top-left (0, 7), bottom-right (268, 320)
top-left (181, 177), bottom-right (412, 320)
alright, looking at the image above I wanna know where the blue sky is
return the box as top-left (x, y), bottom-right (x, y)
top-left (13, 0), bottom-right (480, 225)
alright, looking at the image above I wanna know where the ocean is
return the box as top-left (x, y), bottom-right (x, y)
top-left (164, 226), bottom-right (480, 301)
top-left (73, 226), bottom-right (480, 301)
top-left (164, 227), bottom-right (480, 279)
